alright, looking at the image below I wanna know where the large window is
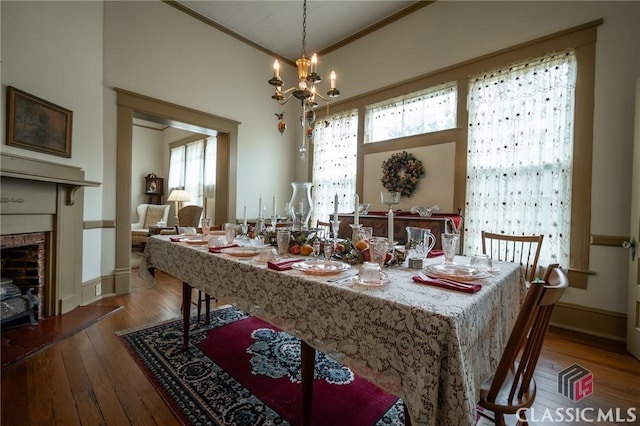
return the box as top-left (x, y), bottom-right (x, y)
top-left (311, 109), bottom-right (358, 226)
top-left (463, 50), bottom-right (577, 270)
top-left (168, 136), bottom-right (217, 210)
top-left (364, 82), bottom-right (457, 143)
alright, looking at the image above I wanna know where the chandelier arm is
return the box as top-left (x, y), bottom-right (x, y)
top-left (276, 93), bottom-right (296, 106)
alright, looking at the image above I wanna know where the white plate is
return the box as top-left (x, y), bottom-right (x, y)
top-left (424, 263), bottom-right (488, 282)
top-left (291, 260), bottom-right (351, 276)
top-left (220, 247), bottom-right (260, 257)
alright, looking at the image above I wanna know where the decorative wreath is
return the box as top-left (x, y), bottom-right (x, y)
top-left (381, 151), bottom-right (425, 197)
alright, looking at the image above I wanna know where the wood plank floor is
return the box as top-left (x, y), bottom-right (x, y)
top-left (1, 270), bottom-right (638, 425)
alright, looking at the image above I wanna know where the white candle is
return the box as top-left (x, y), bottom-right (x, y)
top-left (334, 193), bottom-right (339, 220)
top-left (330, 71), bottom-right (336, 89)
top-left (354, 194), bottom-right (359, 226)
top-left (273, 60), bottom-right (280, 78)
top-left (258, 195), bottom-right (262, 218)
top-left (299, 201), bottom-right (304, 215)
top-left (243, 204), bottom-right (247, 226)
top-left (273, 195), bottom-right (277, 217)
top-left (388, 209), bottom-right (394, 243)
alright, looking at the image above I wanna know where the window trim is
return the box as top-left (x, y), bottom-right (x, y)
top-left (314, 20), bottom-right (601, 287)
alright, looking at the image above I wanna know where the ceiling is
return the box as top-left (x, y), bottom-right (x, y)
top-left (172, 1), bottom-right (429, 64)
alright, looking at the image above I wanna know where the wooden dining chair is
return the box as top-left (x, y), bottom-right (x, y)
top-left (477, 266), bottom-right (568, 426)
top-left (316, 221), bottom-right (332, 239)
top-left (481, 232), bottom-right (544, 282)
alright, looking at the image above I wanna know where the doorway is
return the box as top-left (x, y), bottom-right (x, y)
top-left (115, 88), bottom-right (239, 294)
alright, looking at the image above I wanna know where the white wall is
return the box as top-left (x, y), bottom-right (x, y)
top-left (326, 1), bottom-right (640, 314)
top-left (103, 1), bottom-right (297, 228)
top-left (131, 126), bottom-right (165, 221)
top-left (0, 1), bottom-right (105, 282)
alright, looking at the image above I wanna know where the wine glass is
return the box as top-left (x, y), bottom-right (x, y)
top-left (323, 241), bottom-right (334, 261)
top-left (381, 191), bottom-right (400, 210)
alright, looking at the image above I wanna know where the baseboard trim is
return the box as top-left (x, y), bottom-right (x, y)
top-left (551, 301), bottom-right (626, 341)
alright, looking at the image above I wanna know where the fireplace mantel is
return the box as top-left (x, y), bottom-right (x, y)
top-left (1, 152), bottom-right (101, 316)
top-left (1, 153), bottom-right (100, 205)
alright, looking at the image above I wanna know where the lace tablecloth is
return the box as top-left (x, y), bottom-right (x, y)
top-left (141, 235), bottom-right (525, 426)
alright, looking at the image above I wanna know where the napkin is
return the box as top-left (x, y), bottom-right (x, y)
top-left (208, 244), bottom-right (239, 253)
top-left (412, 275), bottom-right (481, 293)
top-left (427, 250), bottom-right (443, 258)
top-left (267, 258), bottom-right (305, 271)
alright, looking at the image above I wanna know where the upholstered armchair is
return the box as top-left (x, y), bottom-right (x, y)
top-left (131, 204), bottom-right (171, 248)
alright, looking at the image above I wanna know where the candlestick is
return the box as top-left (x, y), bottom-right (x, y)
top-left (334, 193), bottom-right (339, 220)
top-left (354, 194), bottom-right (359, 226)
top-left (388, 208), bottom-right (394, 243)
top-left (258, 196), bottom-right (263, 219)
top-left (273, 195), bottom-right (277, 217)
top-left (243, 204), bottom-right (247, 226)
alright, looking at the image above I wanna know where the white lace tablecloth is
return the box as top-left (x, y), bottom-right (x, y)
top-left (141, 235), bottom-right (525, 426)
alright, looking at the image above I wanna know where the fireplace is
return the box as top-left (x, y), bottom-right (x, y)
top-left (1, 232), bottom-right (48, 319)
top-left (1, 153), bottom-right (99, 317)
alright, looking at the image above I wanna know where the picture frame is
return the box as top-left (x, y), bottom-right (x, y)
top-left (6, 86), bottom-right (73, 158)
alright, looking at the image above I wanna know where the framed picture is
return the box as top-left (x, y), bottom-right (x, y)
top-left (6, 86), bottom-right (73, 158)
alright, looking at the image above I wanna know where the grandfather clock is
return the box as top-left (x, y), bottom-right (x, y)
top-left (144, 173), bottom-right (164, 204)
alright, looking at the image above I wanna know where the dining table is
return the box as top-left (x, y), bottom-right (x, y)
top-left (140, 235), bottom-right (525, 426)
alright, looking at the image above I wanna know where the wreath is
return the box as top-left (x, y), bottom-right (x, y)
top-left (381, 151), bottom-right (425, 197)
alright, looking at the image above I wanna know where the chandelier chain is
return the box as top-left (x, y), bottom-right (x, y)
top-left (301, 0), bottom-right (307, 58)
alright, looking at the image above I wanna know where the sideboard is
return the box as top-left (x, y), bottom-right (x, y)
top-left (332, 212), bottom-right (463, 248)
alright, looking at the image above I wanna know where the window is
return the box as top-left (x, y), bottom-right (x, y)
top-left (464, 50), bottom-right (577, 269)
top-left (168, 136), bottom-right (217, 210)
top-left (311, 109), bottom-right (358, 226)
top-left (364, 82), bottom-right (457, 143)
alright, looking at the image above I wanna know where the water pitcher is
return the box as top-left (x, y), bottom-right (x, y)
top-left (405, 226), bottom-right (436, 258)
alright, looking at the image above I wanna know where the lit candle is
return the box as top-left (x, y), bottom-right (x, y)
top-left (334, 193), bottom-right (339, 220)
top-left (354, 194), bottom-right (359, 226)
top-left (258, 195), bottom-right (262, 219)
top-left (311, 53), bottom-right (317, 73)
top-left (388, 209), bottom-right (394, 243)
top-left (273, 60), bottom-right (280, 78)
top-left (330, 71), bottom-right (336, 89)
top-left (272, 195), bottom-right (277, 217)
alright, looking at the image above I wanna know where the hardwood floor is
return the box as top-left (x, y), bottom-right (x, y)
top-left (1, 270), bottom-right (638, 425)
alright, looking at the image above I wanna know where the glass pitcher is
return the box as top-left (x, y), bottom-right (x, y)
top-left (405, 226), bottom-right (436, 258)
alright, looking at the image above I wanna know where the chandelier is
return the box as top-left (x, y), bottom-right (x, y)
top-left (268, 0), bottom-right (340, 161)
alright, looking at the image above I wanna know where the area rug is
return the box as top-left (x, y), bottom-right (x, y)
top-left (2, 305), bottom-right (123, 371)
top-left (118, 306), bottom-right (404, 425)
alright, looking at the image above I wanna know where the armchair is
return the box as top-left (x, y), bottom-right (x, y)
top-left (131, 204), bottom-right (170, 249)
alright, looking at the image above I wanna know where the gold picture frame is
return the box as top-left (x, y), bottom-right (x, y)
top-left (6, 86), bottom-right (73, 158)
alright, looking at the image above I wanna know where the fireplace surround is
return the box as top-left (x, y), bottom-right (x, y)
top-left (1, 153), bottom-right (99, 317)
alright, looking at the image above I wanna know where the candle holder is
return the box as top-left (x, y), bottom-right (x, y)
top-left (331, 220), bottom-right (341, 247)
top-left (350, 223), bottom-right (363, 246)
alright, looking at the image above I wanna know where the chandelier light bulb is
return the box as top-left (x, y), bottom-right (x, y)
top-left (273, 60), bottom-right (280, 78)
top-left (311, 53), bottom-right (317, 73)
top-left (330, 71), bottom-right (337, 89)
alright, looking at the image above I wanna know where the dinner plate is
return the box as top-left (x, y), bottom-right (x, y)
top-left (184, 239), bottom-right (209, 245)
top-left (291, 260), bottom-right (351, 276)
top-left (424, 263), bottom-right (488, 282)
top-left (220, 247), bottom-right (260, 257)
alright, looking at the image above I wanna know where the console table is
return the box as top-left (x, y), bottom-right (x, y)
top-left (332, 212), bottom-right (462, 248)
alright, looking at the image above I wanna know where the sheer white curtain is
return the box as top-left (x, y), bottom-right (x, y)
top-left (311, 109), bottom-right (358, 226)
top-left (183, 140), bottom-right (204, 207)
top-left (364, 82), bottom-right (457, 143)
top-left (168, 137), bottom-right (216, 213)
top-left (464, 50), bottom-right (577, 270)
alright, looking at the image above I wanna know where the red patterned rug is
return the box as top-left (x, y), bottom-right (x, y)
top-left (118, 306), bottom-right (404, 425)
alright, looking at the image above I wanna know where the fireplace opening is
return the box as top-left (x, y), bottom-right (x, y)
top-left (1, 232), bottom-right (48, 323)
